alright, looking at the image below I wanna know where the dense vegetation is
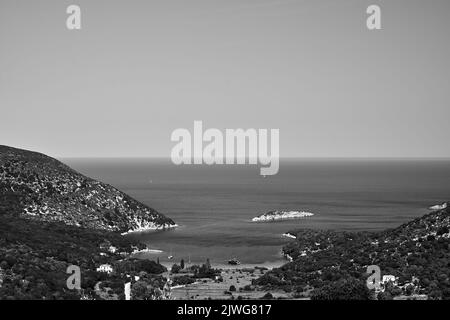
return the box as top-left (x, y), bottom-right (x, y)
top-left (0, 211), bottom-right (154, 299)
top-left (254, 206), bottom-right (450, 300)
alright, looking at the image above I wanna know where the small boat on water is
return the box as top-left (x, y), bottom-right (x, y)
top-left (228, 258), bottom-right (241, 265)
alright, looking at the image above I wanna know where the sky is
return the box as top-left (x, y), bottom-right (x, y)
top-left (1, 0), bottom-right (450, 158)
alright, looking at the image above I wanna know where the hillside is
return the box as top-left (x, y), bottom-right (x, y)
top-left (0, 214), bottom-right (166, 299)
top-left (0, 145), bottom-right (174, 299)
top-left (254, 206), bottom-right (450, 300)
top-left (0, 145), bottom-right (175, 233)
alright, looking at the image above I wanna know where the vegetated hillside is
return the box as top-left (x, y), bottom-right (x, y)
top-left (254, 206), bottom-right (450, 300)
top-left (0, 145), bottom-right (172, 300)
top-left (0, 212), bottom-right (167, 300)
top-left (0, 145), bottom-right (175, 233)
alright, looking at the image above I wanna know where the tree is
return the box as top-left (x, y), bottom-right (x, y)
top-left (377, 291), bottom-right (393, 300)
top-left (130, 280), bottom-right (165, 300)
top-left (171, 264), bottom-right (181, 274)
top-left (311, 278), bottom-right (373, 300)
top-left (180, 259), bottom-right (185, 269)
top-left (131, 281), bottom-right (153, 300)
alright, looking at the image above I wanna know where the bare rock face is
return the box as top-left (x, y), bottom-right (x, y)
top-left (429, 202), bottom-right (448, 211)
top-left (0, 145), bottom-right (176, 233)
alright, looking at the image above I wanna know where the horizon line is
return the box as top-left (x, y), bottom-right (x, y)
top-left (59, 156), bottom-right (450, 160)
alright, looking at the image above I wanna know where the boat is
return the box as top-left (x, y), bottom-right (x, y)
top-left (228, 258), bottom-right (241, 265)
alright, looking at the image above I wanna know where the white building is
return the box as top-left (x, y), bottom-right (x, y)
top-left (382, 275), bottom-right (398, 286)
top-left (108, 246), bottom-right (117, 254)
top-left (124, 282), bottom-right (131, 300)
top-left (96, 264), bottom-right (113, 274)
top-left (0, 267), bottom-right (4, 288)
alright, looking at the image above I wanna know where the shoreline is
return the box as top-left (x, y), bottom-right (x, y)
top-left (159, 260), bottom-right (286, 272)
top-left (121, 223), bottom-right (178, 235)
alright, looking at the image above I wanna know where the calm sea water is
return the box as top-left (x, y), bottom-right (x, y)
top-left (64, 158), bottom-right (450, 266)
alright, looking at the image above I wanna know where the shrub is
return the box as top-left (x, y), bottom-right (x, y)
top-left (171, 264), bottom-right (181, 274)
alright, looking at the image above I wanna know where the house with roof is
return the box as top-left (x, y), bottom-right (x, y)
top-left (382, 275), bottom-right (398, 286)
top-left (96, 264), bottom-right (113, 274)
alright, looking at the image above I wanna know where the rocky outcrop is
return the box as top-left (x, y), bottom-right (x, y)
top-left (252, 210), bottom-right (314, 222)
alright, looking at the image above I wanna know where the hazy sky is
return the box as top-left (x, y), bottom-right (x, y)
top-left (1, 0), bottom-right (450, 158)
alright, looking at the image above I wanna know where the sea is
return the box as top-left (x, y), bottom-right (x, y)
top-left (64, 158), bottom-right (450, 267)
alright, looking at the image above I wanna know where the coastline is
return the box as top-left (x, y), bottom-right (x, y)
top-left (159, 260), bottom-right (286, 272)
top-left (121, 223), bottom-right (178, 235)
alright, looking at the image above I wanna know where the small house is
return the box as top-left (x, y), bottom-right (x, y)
top-left (96, 264), bottom-right (113, 274)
